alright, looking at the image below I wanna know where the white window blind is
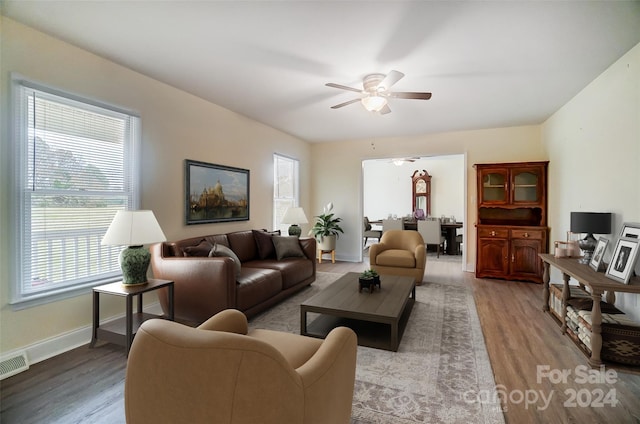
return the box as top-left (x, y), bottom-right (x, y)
top-left (12, 79), bottom-right (140, 304)
top-left (273, 154), bottom-right (299, 233)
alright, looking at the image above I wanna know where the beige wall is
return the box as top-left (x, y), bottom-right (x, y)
top-left (0, 18), bottom-right (311, 355)
top-left (363, 155), bottom-right (465, 221)
top-left (542, 41), bottom-right (640, 320)
top-left (309, 125), bottom-right (546, 265)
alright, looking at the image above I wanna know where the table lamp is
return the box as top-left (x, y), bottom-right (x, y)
top-left (282, 207), bottom-right (308, 236)
top-left (570, 212), bottom-right (611, 264)
top-left (101, 210), bottom-right (167, 285)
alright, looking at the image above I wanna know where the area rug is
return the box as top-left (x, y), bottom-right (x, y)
top-left (249, 272), bottom-right (505, 424)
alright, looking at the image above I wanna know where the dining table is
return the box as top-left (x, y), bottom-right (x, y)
top-left (439, 221), bottom-right (463, 255)
top-left (369, 218), bottom-right (463, 255)
top-left (400, 219), bottom-right (463, 255)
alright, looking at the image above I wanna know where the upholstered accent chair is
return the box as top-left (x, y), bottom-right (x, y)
top-left (125, 309), bottom-right (358, 424)
top-left (369, 229), bottom-right (426, 285)
top-left (363, 216), bottom-right (382, 247)
top-left (417, 219), bottom-right (446, 258)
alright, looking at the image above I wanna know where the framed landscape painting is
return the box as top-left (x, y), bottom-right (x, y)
top-left (185, 159), bottom-right (249, 225)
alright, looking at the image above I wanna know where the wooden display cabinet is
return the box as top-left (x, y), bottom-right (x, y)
top-left (475, 161), bottom-right (549, 283)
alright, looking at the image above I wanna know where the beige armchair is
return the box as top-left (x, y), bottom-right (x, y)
top-left (125, 309), bottom-right (357, 424)
top-left (369, 229), bottom-right (426, 284)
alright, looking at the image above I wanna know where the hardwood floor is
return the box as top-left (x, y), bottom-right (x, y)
top-left (2, 254), bottom-right (640, 423)
top-left (323, 255), bottom-right (640, 423)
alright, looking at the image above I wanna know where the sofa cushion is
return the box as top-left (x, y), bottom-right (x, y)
top-left (208, 244), bottom-right (241, 277)
top-left (236, 268), bottom-right (282, 311)
top-left (253, 230), bottom-right (280, 260)
top-left (227, 230), bottom-right (259, 263)
top-left (375, 249), bottom-right (416, 268)
top-left (273, 236), bottom-right (305, 260)
top-left (166, 242), bottom-right (183, 257)
top-left (245, 258), bottom-right (313, 289)
top-left (208, 234), bottom-right (231, 248)
top-left (183, 239), bottom-right (214, 257)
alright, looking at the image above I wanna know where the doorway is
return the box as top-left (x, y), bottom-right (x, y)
top-left (361, 154), bottom-right (467, 268)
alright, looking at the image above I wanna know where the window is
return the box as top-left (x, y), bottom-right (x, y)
top-left (273, 154), bottom-right (300, 234)
top-left (11, 78), bottom-right (140, 306)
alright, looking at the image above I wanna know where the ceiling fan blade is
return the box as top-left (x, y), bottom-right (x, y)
top-left (378, 70), bottom-right (404, 91)
top-left (330, 98), bottom-right (362, 109)
top-left (379, 104), bottom-right (392, 115)
top-left (325, 83), bottom-right (362, 93)
top-left (388, 92), bottom-right (432, 100)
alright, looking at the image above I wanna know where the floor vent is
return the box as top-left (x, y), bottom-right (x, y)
top-left (0, 352), bottom-right (29, 380)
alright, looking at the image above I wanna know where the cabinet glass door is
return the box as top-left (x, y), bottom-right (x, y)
top-left (481, 170), bottom-right (507, 203)
top-left (513, 170), bottom-right (539, 203)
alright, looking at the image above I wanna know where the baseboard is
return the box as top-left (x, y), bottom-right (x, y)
top-left (1, 302), bottom-right (163, 369)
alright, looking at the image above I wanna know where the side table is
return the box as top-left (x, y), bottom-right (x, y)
top-left (90, 278), bottom-right (174, 355)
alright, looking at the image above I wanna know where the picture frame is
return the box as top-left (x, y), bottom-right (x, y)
top-left (589, 237), bottom-right (609, 272)
top-left (605, 237), bottom-right (639, 284)
top-left (619, 222), bottom-right (640, 239)
top-left (185, 159), bottom-right (249, 225)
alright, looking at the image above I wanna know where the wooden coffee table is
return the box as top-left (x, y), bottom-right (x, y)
top-left (300, 272), bottom-right (415, 351)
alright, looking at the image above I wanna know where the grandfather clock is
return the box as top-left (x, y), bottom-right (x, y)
top-left (411, 170), bottom-right (431, 217)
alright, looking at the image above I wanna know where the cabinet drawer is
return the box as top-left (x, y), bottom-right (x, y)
top-left (511, 229), bottom-right (543, 240)
top-left (478, 228), bottom-right (509, 238)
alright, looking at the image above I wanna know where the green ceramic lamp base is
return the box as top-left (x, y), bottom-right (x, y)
top-left (120, 245), bottom-right (151, 285)
top-left (288, 224), bottom-right (302, 237)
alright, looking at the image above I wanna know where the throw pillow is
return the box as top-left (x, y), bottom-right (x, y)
top-left (272, 236), bottom-right (305, 261)
top-left (252, 229), bottom-right (281, 260)
top-left (208, 243), bottom-right (242, 277)
top-left (183, 239), bottom-right (213, 257)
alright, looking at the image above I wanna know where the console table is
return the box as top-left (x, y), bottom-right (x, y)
top-left (539, 254), bottom-right (640, 367)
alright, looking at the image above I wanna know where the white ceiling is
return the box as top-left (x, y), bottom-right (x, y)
top-left (4, 1), bottom-right (640, 143)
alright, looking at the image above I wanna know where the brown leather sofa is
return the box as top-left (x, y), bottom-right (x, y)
top-left (150, 230), bottom-right (316, 325)
top-left (125, 310), bottom-right (357, 424)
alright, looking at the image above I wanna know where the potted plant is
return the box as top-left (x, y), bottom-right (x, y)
top-left (358, 269), bottom-right (380, 292)
top-left (309, 202), bottom-right (344, 251)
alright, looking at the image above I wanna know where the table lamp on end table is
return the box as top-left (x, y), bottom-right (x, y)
top-left (282, 207), bottom-right (308, 237)
top-left (570, 212), bottom-right (611, 265)
top-left (101, 210), bottom-right (166, 285)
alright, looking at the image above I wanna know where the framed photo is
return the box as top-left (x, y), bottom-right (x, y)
top-left (619, 222), bottom-right (640, 239)
top-left (605, 237), bottom-right (639, 284)
top-left (589, 237), bottom-right (609, 272)
top-left (185, 159), bottom-right (249, 225)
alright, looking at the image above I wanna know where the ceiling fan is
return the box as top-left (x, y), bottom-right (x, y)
top-left (326, 70), bottom-right (431, 115)
top-left (390, 157), bottom-right (420, 166)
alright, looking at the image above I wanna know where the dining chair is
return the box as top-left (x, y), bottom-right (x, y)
top-left (382, 219), bottom-right (403, 232)
top-left (417, 219), bottom-right (446, 258)
top-left (363, 217), bottom-right (382, 247)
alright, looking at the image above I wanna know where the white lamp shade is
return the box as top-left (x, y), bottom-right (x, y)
top-left (361, 95), bottom-right (387, 112)
top-left (281, 207), bottom-right (308, 225)
top-left (101, 210), bottom-right (167, 246)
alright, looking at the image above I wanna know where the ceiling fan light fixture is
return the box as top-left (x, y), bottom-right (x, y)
top-left (361, 95), bottom-right (387, 112)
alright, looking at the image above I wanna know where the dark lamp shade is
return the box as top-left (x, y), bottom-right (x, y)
top-left (570, 212), bottom-right (611, 235)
